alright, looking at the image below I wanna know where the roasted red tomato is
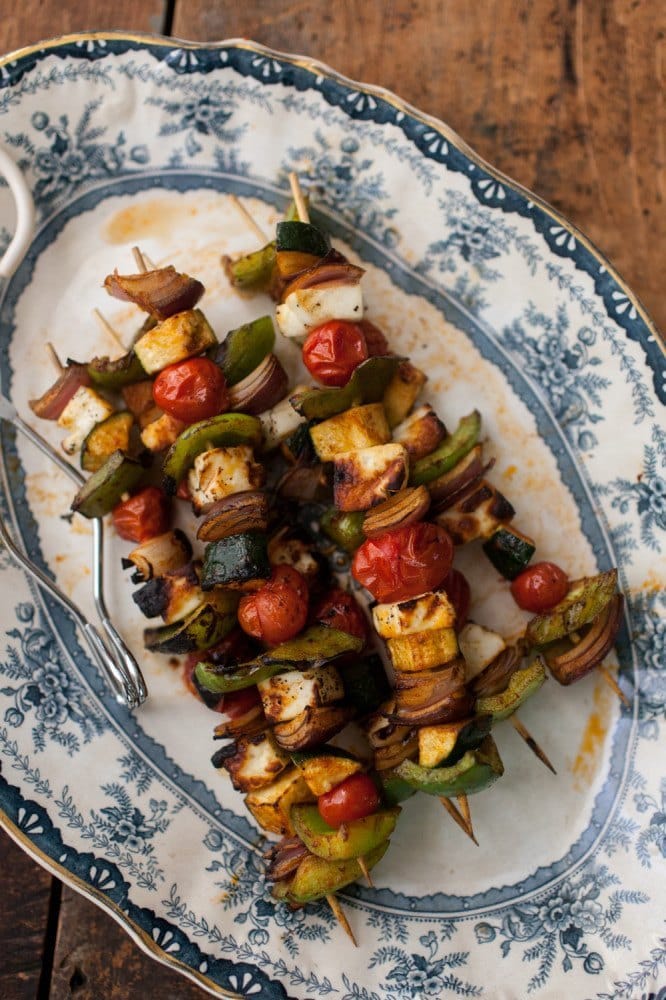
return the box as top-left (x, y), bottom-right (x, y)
top-left (317, 773), bottom-right (380, 827)
top-left (238, 565), bottom-right (309, 646)
top-left (352, 522), bottom-right (454, 603)
top-left (313, 587), bottom-right (369, 644)
top-left (510, 561), bottom-right (569, 613)
top-left (153, 357), bottom-right (228, 423)
top-left (217, 686), bottom-right (262, 718)
top-left (302, 320), bottom-right (368, 387)
top-left (112, 486), bottom-right (170, 543)
top-left (441, 569), bottom-right (471, 631)
top-left (357, 319), bottom-right (390, 357)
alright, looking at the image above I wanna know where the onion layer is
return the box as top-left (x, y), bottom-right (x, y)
top-left (104, 266), bottom-right (204, 319)
top-left (196, 492), bottom-right (269, 542)
top-left (228, 354), bottom-right (289, 415)
top-left (362, 486), bottom-right (430, 538)
top-left (29, 364), bottom-right (90, 420)
top-left (546, 594), bottom-right (624, 685)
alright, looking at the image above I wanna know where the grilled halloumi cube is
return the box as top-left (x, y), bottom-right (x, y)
top-left (435, 479), bottom-right (514, 544)
top-left (387, 627), bottom-right (459, 672)
top-left (258, 666), bottom-right (345, 724)
top-left (245, 766), bottom-right (315, 835)
top-left (383, 361), bottom-right (427, 427)
top-left (293, 752), bottom-right (363, 796)
top-left (393, 404), bottom-right (447, 461)
top-left (268, 534), bottom-right (323, 584)
top-left (133, 309), bottom-right (216, 374)
top-left (373, 590), bottom-right (456, 639)
top-left (310, 403), bottom-right (390, 461)
top-left (333, 443), bottom-right (408, 512)
top-left (419, 722), bottom-right (467, 769)
top-left (276, 282), bottom-right (364, 340)
top-left (221, 733), bottom-right (291, 792)
top-left (57, 386), bottom-right (115, 455)
top-left (459, 622), bottom-right (507, 681)
top-left (140, 412), bottom-right (186, 452)
top-left (259, 389), bottom-right (307, 450)
top-left (187, 446), bottom-right (264, 515)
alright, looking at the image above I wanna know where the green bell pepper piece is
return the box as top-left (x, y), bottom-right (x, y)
top-left (410, 410), bottom-right (482, 486)
top-left (476, 657), bottom-right (547, 722)
top-left (223, 242), bottom-right (276, 292)
top-left (379, 770), bottom-right (417, 806)
top-left (526, 569), bottom-right (618, 646)
top-left (395, 736), bottom-right (504, 798)
top-left (320, 508), bottom-right (365, 553)
top-left (195, 624), bottom-right (364, 694)
top-left (161, 412), bottom-right (263, 494)
top-left (70, 450), bottom-right (145, 519)
top-left (291, 357), bottom-right (403, 420)
top-left (291, 804), bottom-right (400, 861)
top-left (210, 315), bottom-right (275, 387)
top-left (276, 840), bottom-right (390, 903)
top-left (87, 350), bottom-right (147, 389)
top-left (144, 594), bottom-right (239, 654)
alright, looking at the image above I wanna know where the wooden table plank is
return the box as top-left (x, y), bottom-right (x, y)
top-left (49, 885), bottom-right (206, 999)
top-left (0, 831), bottom-right (53, 999)
top-left (173, 0), bottom-right (666, 335)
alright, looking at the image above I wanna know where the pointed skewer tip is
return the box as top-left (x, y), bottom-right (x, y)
top-left (229, 193), bottom-right (269, 244)
top-left (325, 894), bottom-right (357, 947)
top-left (598, 665), bottom-right (630, 708)
top-left (357, 856), bottom-right (374, 888)
top-left (439, 796), bottom-right (478, 846)
top-left (510, 716), bottom-right (557, 775)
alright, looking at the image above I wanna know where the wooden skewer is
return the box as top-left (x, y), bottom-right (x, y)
top-left (456, 793), bottom-right (478, 846)
top-left (598, 665), bottom-right (630, 707)
top-left (132, 245), bottom-right (148, 273)
top-left (46, 341), bottom-right (64, 374)
top-left (325, 893), bottom-right (357, 946)
top-left (142, 251), bottom-right (158, 271)
top-left (229, 194), bottom-right (269, 244)
top-left (357, 856), bottom-right (374, 888)
top-left (510, 716), bottom-right (557, 774)
top-left (288, 171), bottom-right (310, 224)
top-left (440, 796), bottom-right (478, 846)
top-left (93, 308), bottom-right (126, 352)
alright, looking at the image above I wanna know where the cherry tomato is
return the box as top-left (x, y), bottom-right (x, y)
top-left (352, 522), bottom-right (454, 603)
top-left (153, 357), bottom-right (228, 423)
top-left (112, 486), bottom-right (170, 543)
top-left (318, 773), bottom-right (381, 827)
top-left (358, 319), bottom-right (390, 357)
top-left (238, 565), bottom-right (309, 646)
top-left (312, 588), bottom-right (369, 644)
top-left (510, 561), bottom-right (569, 613)
top-left (441, 569), bottom-right (471, 631)
top-left (217, 686), bottom-right (262, 718)
top-left (302, 320), bottom-right (368, 387)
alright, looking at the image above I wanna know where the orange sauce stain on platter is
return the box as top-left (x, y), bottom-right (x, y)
top-left (571, 681), bottom-right (613, 790)
top-left (104, 199), bottom-right (201, 244)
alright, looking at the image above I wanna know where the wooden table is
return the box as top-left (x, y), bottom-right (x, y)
top-left (0, 3), bottom-right (663, 997)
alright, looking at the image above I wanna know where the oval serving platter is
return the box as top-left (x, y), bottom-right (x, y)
top-left (0, 32), bottom-right (664, 1000)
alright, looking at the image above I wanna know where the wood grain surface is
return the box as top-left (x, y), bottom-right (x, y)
top-left (0, 2), bottom-right (663, 997)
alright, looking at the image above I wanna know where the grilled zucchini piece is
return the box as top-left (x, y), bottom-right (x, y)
top-left (245, 767), bottom-right (315, 836)
top-left (482, 525), bottom-right (536, 579)
top-left (392, 404), bottom-right (446, 461)
top-left (187, 446), bottom-right (264, 514)
top-left (373, 590), bottom-right (456, 639)
top-left (134, 308), bottom-right (216, 374)
top-left (310, 403), bottom-right (390, 461)
top-left (333, 443), bottom-right (408, 511)
top-left (387, 627), bottom-right (459, 672)
top-left (81, 411), bottom-right (134, 472)
top-left (201, 531), bottom-right (271, 591)
top-left (383, 361), bottom-right (427, 427)
top-left (258, 665), bottom-right (345, 724)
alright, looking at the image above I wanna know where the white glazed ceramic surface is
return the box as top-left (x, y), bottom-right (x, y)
top-left (0, 33), bottom-right (663, 1000)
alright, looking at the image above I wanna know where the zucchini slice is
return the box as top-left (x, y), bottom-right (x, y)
top-left (482, 525), bottom-right (536, 580)
top-left (200, 531), bottom-right (271, 591)
top-left (71, 450), bottom-right (145, 519)
top-left (275, 220), bottom-right (330, 256)
top-left (81, 412), bottom-right (135, 473)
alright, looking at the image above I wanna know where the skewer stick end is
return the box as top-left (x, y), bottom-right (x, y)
top-left (288, 171), bottom-right (310, 224)
top-left (229, 194), bottom-right (269, 244)
top-left (46, 341), bottom-right (64, 374)
top-left (93, 308), bottom-right (126, 352)
top-left (326, 894), bottom-right (357, 946)
top-left (598, 665), bottom-right (630, 707)
top-left (511, 716), bottom-right (557, 775)
top-left (439, 796), bottom-right (478, 846)
top-left (357, 856), bottom-right (374, 888)
top-left (132, 245), bottom-right (147, 273)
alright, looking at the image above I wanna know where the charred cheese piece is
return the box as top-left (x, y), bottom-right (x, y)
top-left (458, 623), bottom-right (507, 681)
top-left (134, 309), bottom-right (216, 374)
top-left (258, 666), bottom-right (345, 724)
top-left (310, 403), bottom-right (390, 462)
top-left (259, 389), bottom-right (307, 451)
top-left (435, 479), bottom-right (514, 544)
top-left (392, 404), bottom-right (447, 461)
top-left (333, 443), bottom-right (408, 512)
top-left (245, 767), bottom-right (315, 836)
top-left (221, 733), bottom-right (290, 792)
top-left (140, 412), bottom-right (186, 452)
top-left (383, 361), bottom-right (427, 427)
top-left (276, 282), bottom-right (364, 340)
top-left (57, 386), bottom-right (115, 455)
top-left (187, 445), bottom-right (264, 515)
top-left (373, 590), bottom-right (456, 639)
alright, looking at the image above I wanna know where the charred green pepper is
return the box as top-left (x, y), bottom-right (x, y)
top-left (273, 840), bottom-right (389, 904)
top-left (87, 350), bottom-right (146, 389)
top-left (291, 357), bottom-right (403, 421)
top-left (526, 569), bottom-right (618, 646)
top-left (223, 242), bottom-right (276, 292)
top-left (410, 410), bottom-right (481, 487)
top-left (209, 315), bottom-right (275, 387)
top-left (144, 593), bottom-right (239, 654)
top-left (195, 624), bottom-right (364, 694)
top-left (71, 450), bottom-right (145, 518)
top-left (320, 508), bottom-right (365, 553)
top-left (162, 412), bottom-right (262, 494)
top-left (394, 736), bottom-right (504, 798)
top-left (291, 804), bottom-right (400, 861)
top-left (476, 657), bottom-right (547, 721)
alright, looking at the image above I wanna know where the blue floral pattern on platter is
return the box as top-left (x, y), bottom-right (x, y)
top-left (0, 34), bottom-right (663, 1000)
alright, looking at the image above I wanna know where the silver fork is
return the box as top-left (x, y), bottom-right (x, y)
top-left (0, 396), bottom-right (148, 707)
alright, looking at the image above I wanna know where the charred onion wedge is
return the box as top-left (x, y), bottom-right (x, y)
top-left (228, 353), bottom-right (289, 415)
top-left (196, 491), bottom-right (269, 542)
top-left (362, 485), bottom-right (430, 537)
top-left (544, 594), bottom-right (624, 685)
top-left (104, 265), bottom-right (204, 319)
